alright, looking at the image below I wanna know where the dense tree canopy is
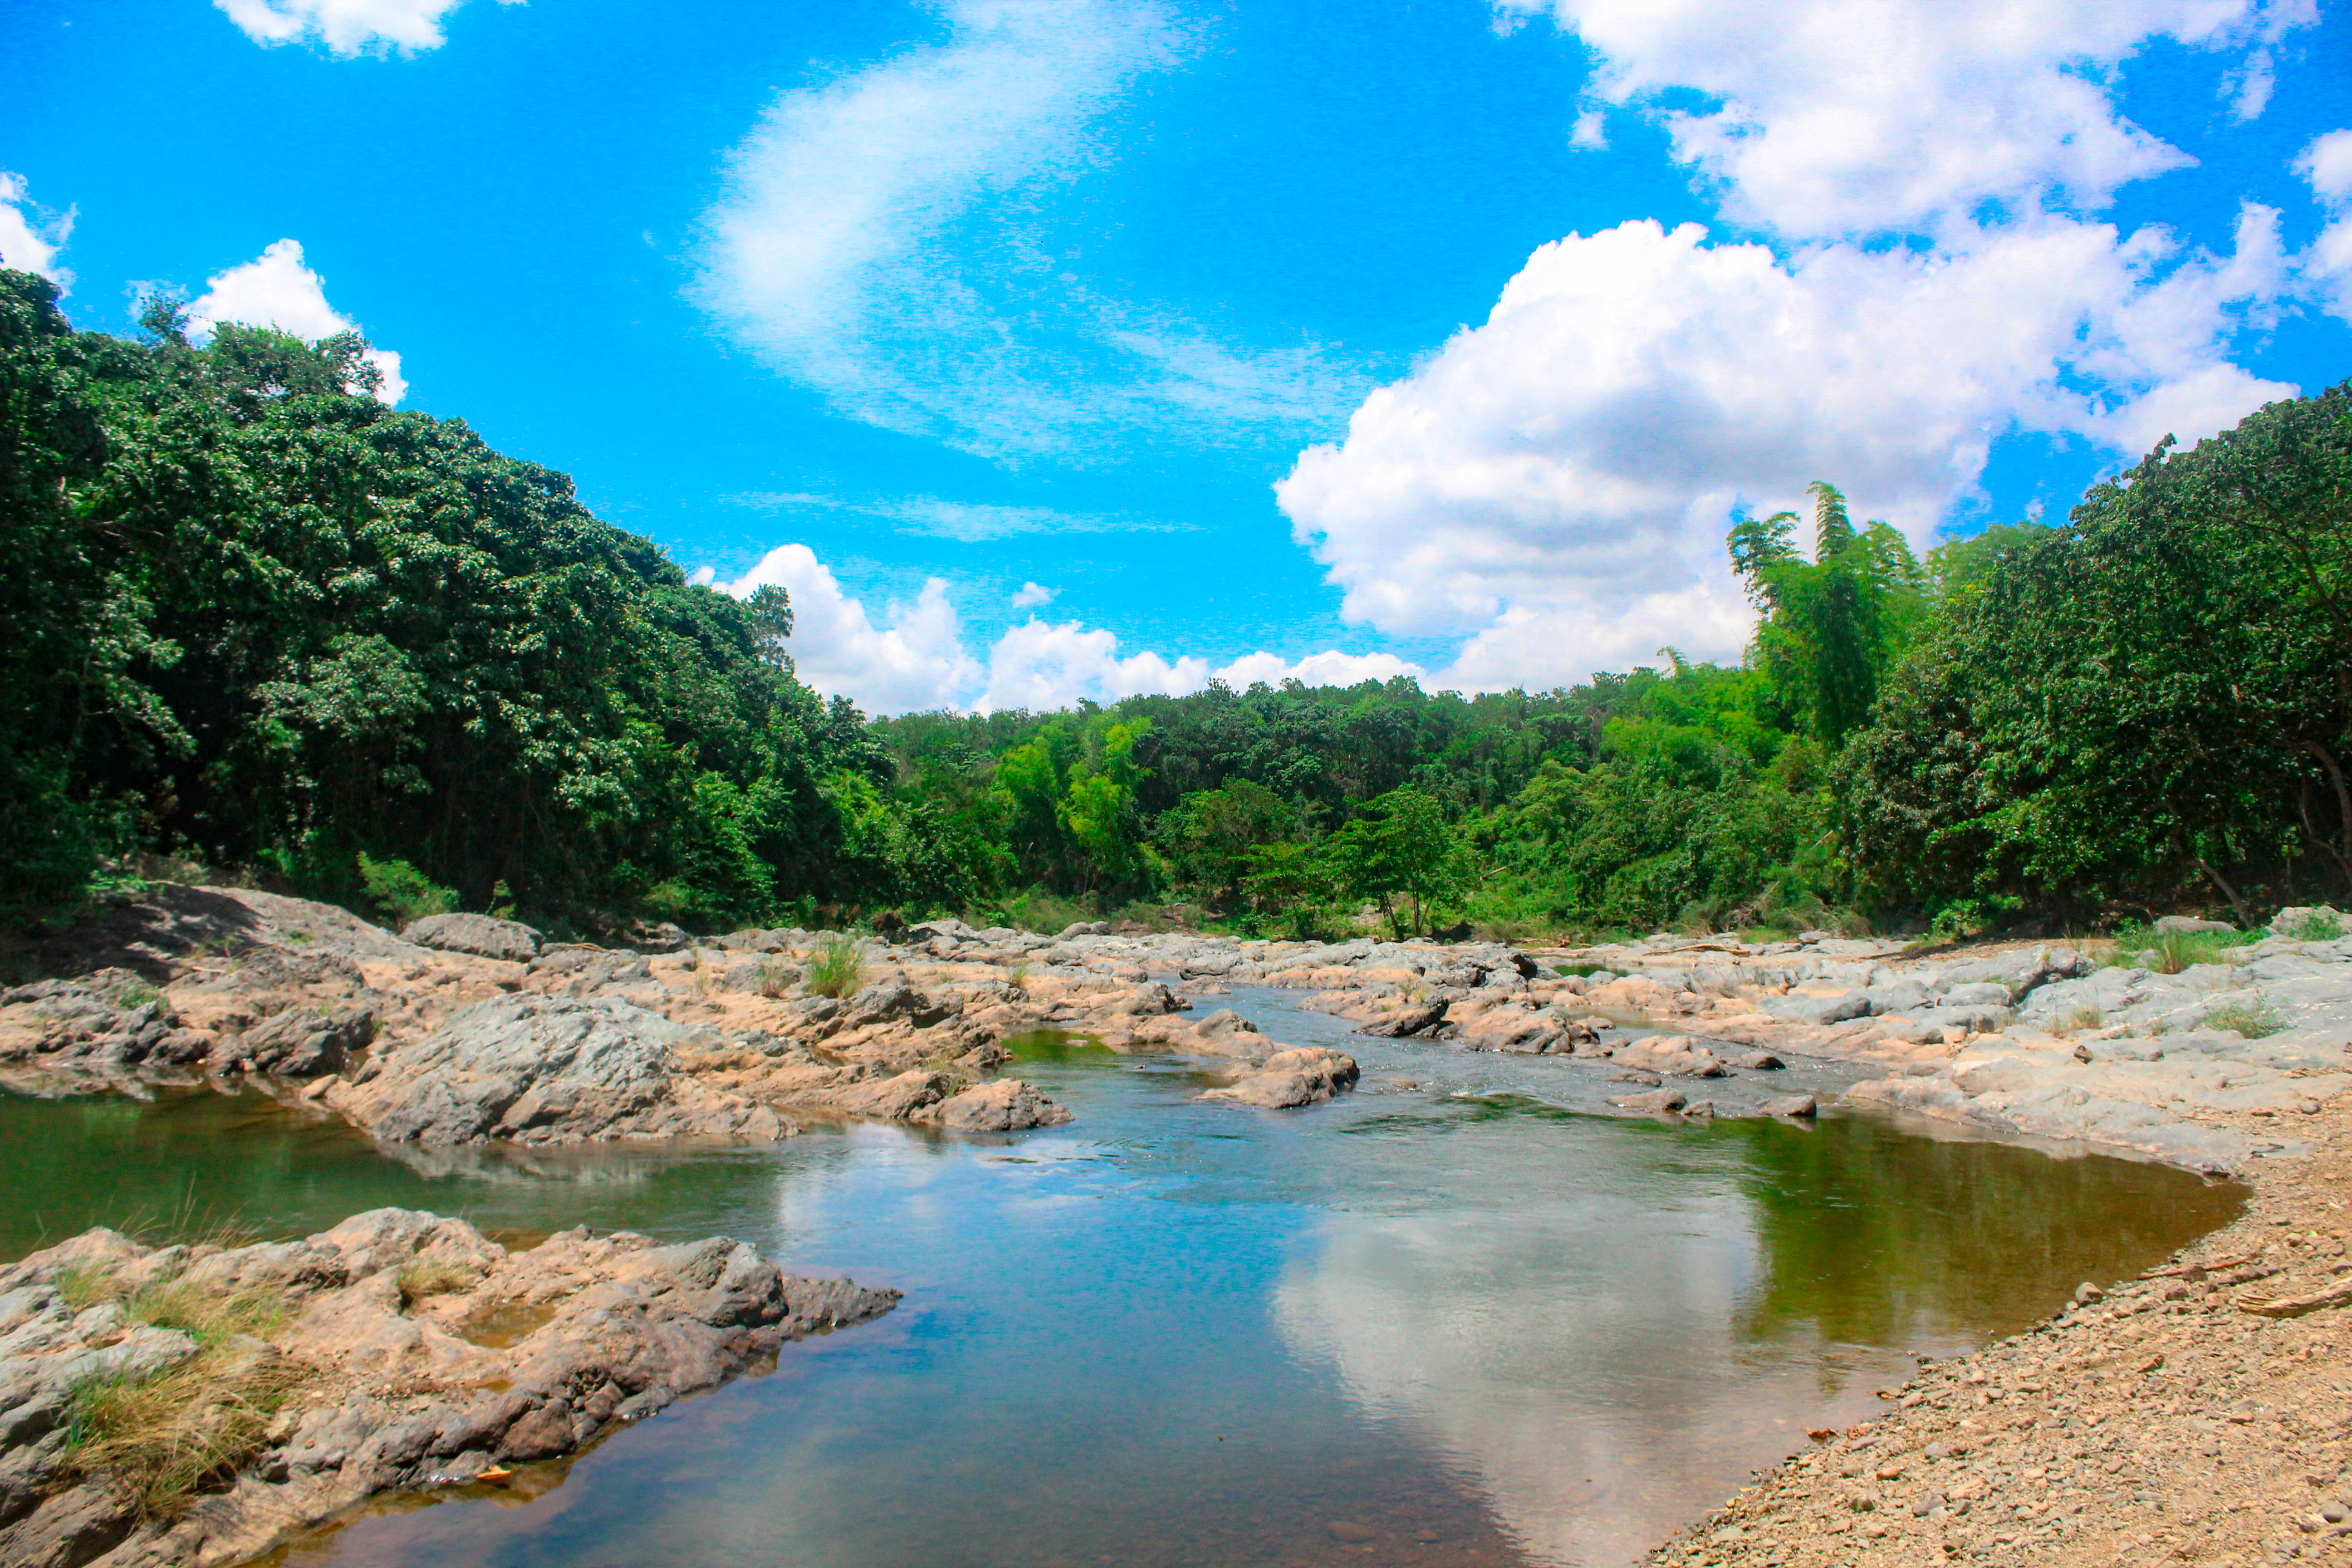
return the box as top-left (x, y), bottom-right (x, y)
top-left (0, 269), bottom-right (968, 929)
top-left (7, 260), bottom-right (2342, 941)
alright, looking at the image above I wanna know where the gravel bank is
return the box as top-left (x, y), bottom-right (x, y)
top-left (1646, 1105), bottom-right (2352, 1568)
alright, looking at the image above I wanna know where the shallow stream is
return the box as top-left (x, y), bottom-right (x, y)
top-left (0, 990), bottom-right (2240, 1568)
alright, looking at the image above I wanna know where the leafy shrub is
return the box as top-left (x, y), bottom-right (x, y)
top-left (805, 934), bottom-right (866, 998)
top-left (2107, 925), bottom-right (2259, 975)
top-left (356, 853), bottom-right (455, 926)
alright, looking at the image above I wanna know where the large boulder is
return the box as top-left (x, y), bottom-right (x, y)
top-left (224, 1004), bottom-right (376, 1076)
top-left (929, 1078), bottom-right (1074, 1130)
top-left (399, 912), bottom-right (542, 963)
top-left (325, 995), bottom-right (785, 1146)
top-left (1200, 1048), bottom-right (1359, 1109)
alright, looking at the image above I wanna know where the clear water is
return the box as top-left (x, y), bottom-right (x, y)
top-left (0, 990), bottom-right (2239, 1568)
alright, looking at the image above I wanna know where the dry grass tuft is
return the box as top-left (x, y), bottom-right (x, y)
top-left (58, 1264), bottom-right (310, 1519)
top-left (395, 1258), bottom-right (478, 1310)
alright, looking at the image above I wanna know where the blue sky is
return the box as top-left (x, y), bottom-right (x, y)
top-left (4, 0), bottom-right (2350, 712)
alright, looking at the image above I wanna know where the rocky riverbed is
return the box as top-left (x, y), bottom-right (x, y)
top-left (12, 887), bottom-right (2352, 1566)
top-left (0, 1207), bottom-right (896, 1568)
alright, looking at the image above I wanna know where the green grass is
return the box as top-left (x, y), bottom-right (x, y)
top-left (2106, 924), bottom-right (2263, 975)
top-left (2200, 997), bottom-right (2285, 1039)
top-left (805, 933), bottom-right (867, 999)
top-left (2276, 911), bottom-right (2346, 942)
top-left (2053, 1002), bottom-right (2105, 1034)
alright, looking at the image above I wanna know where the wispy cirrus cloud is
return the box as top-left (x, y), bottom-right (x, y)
top-left (724, 490), bottom-right (1191, 541)
top-left (691, 0), bottom-right (1363, 463)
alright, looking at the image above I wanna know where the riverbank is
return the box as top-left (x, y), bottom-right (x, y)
top-left (1646, 1101), bottom-right (2352, 1568)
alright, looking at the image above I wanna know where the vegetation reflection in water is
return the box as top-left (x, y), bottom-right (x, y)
top-left (0, 1030), bottom-right (2238, 1568)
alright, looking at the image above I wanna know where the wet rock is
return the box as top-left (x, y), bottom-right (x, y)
top-left (1201, 1048), bottom-right (1360, 1109)
top-left (224, 1004), bottom-right (376, 1076)
top-left (1612, 1036), bottom-right (1729, 1078)
top-left (1612, 1068), bottom-right (1666, 1086)
top-left (1611, 1087), bottom-right (1688, 1113)
top-left (399, 913), bottom-right (542, 963)
top-left (830, 1069), bottom-right (950, 1120)
top-left (926, 1078), bottom-right (1073, 1130)
top-left (1759, 1093), bottom-right (1818, 1118)
top-left (1735, 1051), bottom-right (1786, 1070)
top-left (1359, 999), bottom-right (1451, 1037)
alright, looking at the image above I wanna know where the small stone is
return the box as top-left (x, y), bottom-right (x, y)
top-left (1923, 1441), bottom-right (1948, 1460)
top-left (2073, 1281), bottom-right (2103, 1305)
top-left (1326, 1521), bottom-right (1376, 1544)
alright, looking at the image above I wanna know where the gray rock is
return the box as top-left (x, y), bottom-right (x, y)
top-left (328, 995), bottom-right (786, 1147)
top-left (930, 1078), bottom-right (1074, 1130)
top-left (2154, 916), bottom-right (2237, 934)
top-left (1359, 1000), bottom-right (1450, 1038)
top-left (229, 1004), bottom-right (375, 1076)
top-left (1610, 1087), bottom-right (1689, 1113)
top-left (400, 913), bottom-right (542, 963)
top-left (1200, 1048), bottom-right (1360, 1109)
top-left (1734, 1051), bottom-right (1785, 1070)
top-left (1759, 991), bottom-right (1872, 1025)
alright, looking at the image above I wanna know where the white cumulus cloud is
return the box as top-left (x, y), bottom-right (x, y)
top-left (1278, 0), bottom-right (2308, 692)
top-left (723, 545), bottom-right (986, 715)
top-left (691, 0), bottom-right (1359, 461)
top-left (186, 240), bottom-right (407, 404)
top-left (718, 542), bottom-right (1423, 714)
top-left (2300, 129), bottom-right (2352, 319)
top-left (1280, 214), bottom-right (2292, 685)
top-left (215, 0), bottom-right (520, 56)
top-left (0, 172), bottom-right (74, 285)
top-left (1495, 0), bottom-right (2310, 240)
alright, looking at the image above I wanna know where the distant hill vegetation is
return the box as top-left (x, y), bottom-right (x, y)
top-left (5, 266), bottom-right (2347, 940)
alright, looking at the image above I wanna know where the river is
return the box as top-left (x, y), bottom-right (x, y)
top-left (0, 989), bottom-right (2239, 1568)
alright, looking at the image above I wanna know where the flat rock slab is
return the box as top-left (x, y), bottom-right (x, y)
top-left (400, 913), bottom-right (543, 962)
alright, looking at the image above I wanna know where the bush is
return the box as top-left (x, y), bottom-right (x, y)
top-left (356, 853), bottom-right (456, 927)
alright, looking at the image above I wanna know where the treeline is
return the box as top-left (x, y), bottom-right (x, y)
top-left (6, 260), bottom-right (2345, 942)
top-left (876, 392), bottom-right (2352, 940)
top-left (0, 269), bottom-right (970, 932)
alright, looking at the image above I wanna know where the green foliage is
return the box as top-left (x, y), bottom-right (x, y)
top-left (355, 853), bottom-right (455, 926)
top-left (1842, 384), bottom-right (2352, 922)
top-left (805, 933), bottom-right (866, 998)
top-left (0, 269), bottom-right (928, 931)
top-left (2277, 910), bottom-right (2345, 942)
top-left (1730, 482), bottom-right (1927, 744)
top-left (2200, 997), bottom-right (2283, 1038)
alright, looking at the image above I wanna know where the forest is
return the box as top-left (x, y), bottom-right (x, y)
top-left (4, 265), bottom-right (2348, 942)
